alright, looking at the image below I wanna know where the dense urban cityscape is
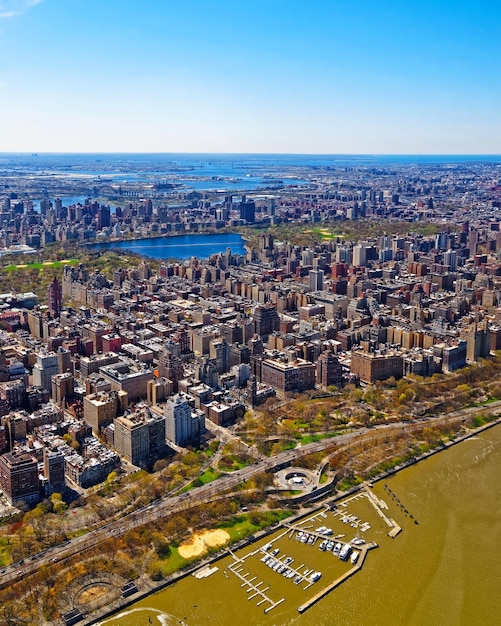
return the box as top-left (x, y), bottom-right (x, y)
top-left (1, 0), bottom-right (500, 622)
top-left (0, 154), bottom-right (500, 624)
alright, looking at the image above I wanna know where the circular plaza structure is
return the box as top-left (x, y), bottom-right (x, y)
top-left (275, 467), bottom-right (317, 491)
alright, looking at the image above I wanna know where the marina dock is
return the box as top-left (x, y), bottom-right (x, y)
top-left (227, 561), bottom-right (285, 613)
top-left (363, 486), bottom-right (401, 537)
top-left (297, 542), bottom-right (378, 614)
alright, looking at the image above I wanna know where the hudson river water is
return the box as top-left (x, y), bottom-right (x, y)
top-left (100, 424), bottom-right (501, 626)
top-left (90, 233), bottom-right (247, 260)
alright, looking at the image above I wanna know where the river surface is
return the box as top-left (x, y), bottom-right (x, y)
top-left (99, 424), bottom-right (501, 626)
top-left (89, 233), bottom-right (247, 260)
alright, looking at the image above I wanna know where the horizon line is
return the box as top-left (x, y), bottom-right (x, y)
top-left (1, 151), bottom-right (501, 157)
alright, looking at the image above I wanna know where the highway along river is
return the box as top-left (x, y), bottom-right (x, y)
top-left (99, 423), bottom-right (501, 626)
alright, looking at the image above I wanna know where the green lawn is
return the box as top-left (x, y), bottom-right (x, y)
top-left (181, 467), bottom-right (222, 492)
top-left (151, 546), bottom-right (190, 579)
top-left (299, 433), bottom-right (337, 445)
top-left (197, 467), bottom-right (221, 484)
top-left (3, 259), bottom-right (78, 272)
top-left (218, 454), bottom-right (251, 472)
top-left (219, 510), bottom-right (292, 542)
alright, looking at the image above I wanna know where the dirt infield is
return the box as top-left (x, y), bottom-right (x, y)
top-left (178, 529), bottom-right (230, 559)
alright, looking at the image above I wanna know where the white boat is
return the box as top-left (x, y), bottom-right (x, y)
top-left (333, 542), bottom-right (342, 555)
top-left (339, 543), bottom-right (352, 561)
top-left (309, 571), bottom-right (322, 582)
top-left (351, 551), bottom-right (360, 564)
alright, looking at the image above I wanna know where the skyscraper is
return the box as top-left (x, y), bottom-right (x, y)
top-left (309, 269), bottom-right (324, 292)
top-left (33, 350), bottom-right (59, 392)
top-left (47, 276), bottom-right (62, 317)
top-left (239, 196), bottom-right (255, 223)
top-left (164, 394), bottom-right (205, 446)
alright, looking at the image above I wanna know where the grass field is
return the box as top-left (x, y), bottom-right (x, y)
top-left (219, 510), bottom-right (292, 542)
top-left (181, 467), bottom-right (222, 492)
top-left (2, 259), bottom-right (78, 272)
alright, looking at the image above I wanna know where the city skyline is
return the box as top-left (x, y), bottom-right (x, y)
top-left (0, 0), bottom-right (500, 154)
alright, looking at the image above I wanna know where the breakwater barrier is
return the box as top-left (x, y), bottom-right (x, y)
top-left (297, 542), bottom-right (378, 614)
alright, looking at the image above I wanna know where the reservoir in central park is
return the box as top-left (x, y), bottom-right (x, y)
top-left (89, 232), bottom-right (247, 261)
top-left (98, 424), bottom-right (501, 626)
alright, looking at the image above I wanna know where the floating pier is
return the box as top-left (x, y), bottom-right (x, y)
top-left (228, 561), bottom-right (285, 613)
top-left (363, 486), bottom-right (401, 537)
top-left (297, 542), bottom-right (378, 614)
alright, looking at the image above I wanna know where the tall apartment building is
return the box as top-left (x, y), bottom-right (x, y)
top-left (164, 394), bottom-right (205, 446)
top-left (0, 379), bottom-right (25, 411)
top-left (57, 346), bottom-right (73, 375)
top-left (43, 447), bottom-right (65, 494)
top-left (191, 327), bottom-right (218, 356)
top-left (157, 351), bottom-right (184, 392)
top-left (460, 323), bottom-right (491, 363)
top-left (261, 357), bottom-right (316, 393)
top-left (0, 451), bottom-right (39, 505)
top-left (84, 390), bottom-right (127, 436)
top-left (147, 377), bottom-right (172, 404)
top-left (79, 352), bottom-right (119, 380)
top-left (51, 372), bottom-right (75, 406)
top-left (86, 326), bottom-right (107, 354)
top-left (113, 407), bottom-right (166, 467)
top-left (433, 341), bottom-right (467, 373)
top-left (239, 197), bottom-right (255, 223)
top-left (221, 321), bottom-right (243, 345)
top-left (309, 269), bottom-right (324, 292)
top-left (350, 348), bottom-right (403, 384)
top-left (99, 361), bottom-right (154, 403)
top-left (316, 349), bottom-right (343, 388)
top-left (32, 351), bottom-right (59, 392)
top-left (253, 305), bottom-right (280, 340)
top-left (47, 276), bottom-right (62, 317)
top-left (209, 338), bottom-right (230, 374)
top-left (352, 244), bottom-right (367, 268)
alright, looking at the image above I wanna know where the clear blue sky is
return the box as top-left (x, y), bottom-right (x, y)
top-left (0, 0), bottom-right (500, 153)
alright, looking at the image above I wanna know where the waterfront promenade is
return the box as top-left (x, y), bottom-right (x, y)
top-left (78, 416), bottom-right (501, 626)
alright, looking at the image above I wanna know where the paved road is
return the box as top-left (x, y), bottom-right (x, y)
top-left (0, 428), bottom-right (369, 588)
top-left (1, 401), bottom-right (500, 589)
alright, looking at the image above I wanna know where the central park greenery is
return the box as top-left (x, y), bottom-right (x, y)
top-left (0, 218), bottom-right (454, 302)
